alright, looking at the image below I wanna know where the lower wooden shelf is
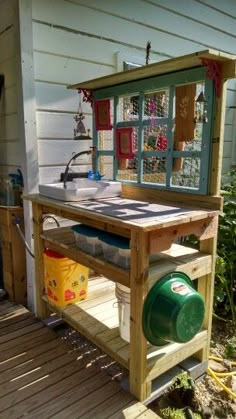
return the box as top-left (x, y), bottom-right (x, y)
top-left (44, 276), bottom-right (208, 383)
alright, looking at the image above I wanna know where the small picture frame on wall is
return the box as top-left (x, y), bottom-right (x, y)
top-left (116, 127), bottom-right (134, 159)
top-left (94, 99), bottom-right (112, 131)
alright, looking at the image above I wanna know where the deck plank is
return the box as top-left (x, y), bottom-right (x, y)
top-left (0, 338), bottom-right (64, 373)
top-left (0, 302), bottom-right (159, 419)
top-left (79, 391), bottom-right (135, 419)
top-left (0, 316), bottom-right (38, 339)
top-left (0, 328), bottom-right (57, 362)
top-left (0, 309), bottom-right (32, 329)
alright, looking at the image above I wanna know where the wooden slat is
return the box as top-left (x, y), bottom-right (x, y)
top-left (1, 243), bottom-right (12, 273)
top-left (0, 350), bottom-right (82, 399)
top-left (109, 402), bottom-right (148, 419)
top-left (42, 228), bottom-right (130, 288)
top-left (0, 309), bottom-right (32, 329)
top-left (0, 338), bottom-right (63, 374)
top-left (0, 360), bottom-right (96, 416)
top-left (45, 377), bottom-right (120, 419)
top-left (129, 231), bottom-right (150, 401)
top-left (68, 49), bottom-right (236, 90)
top-left (0, 344), bottom-right (70, 386)
top-left (0, 301), bottom-right (19, 317)
top-left (24, 193), bottom-right (219, 233)
top-left (2, 366), bottom-right (95, 417)
top-left (122, 184), bottom-right (223, 210)
top-left (147, 330), bottom-right (207, 381)
top-left (78, 391), bottom-right (134, 419)
top-left (0, 315), bottom-right (37, 337)
top-left (32, 202), bottom-right (48, 319)
top-left (0, 321), bottom-right (44, 345)
top-left (0, 327), bottom-right (56, 361)
top-left (0, 208), bottom-right (10, 226)
top-left (0, 303), bottom-right (159, 418)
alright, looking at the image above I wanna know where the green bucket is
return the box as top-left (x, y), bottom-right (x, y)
top-left (142, 272), bottom-right (205, 346)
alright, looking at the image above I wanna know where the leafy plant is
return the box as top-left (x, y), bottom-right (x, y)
top-left (214, 170), bottom-right (236, 322)
top-left (182, 171), bottom-right (236, 322)
top-left (224, 336), bottom-right (236, 358)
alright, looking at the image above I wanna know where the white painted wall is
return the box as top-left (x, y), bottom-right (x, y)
top-left (31, 0), bottom-right (236, 182)
top-left (0, 0), bottom-right (39, 310)
top-left (0, 0), bottom-right (21, 174)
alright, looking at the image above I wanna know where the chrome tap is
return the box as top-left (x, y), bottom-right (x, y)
top-left (63, 147), bottom-right (96, 189)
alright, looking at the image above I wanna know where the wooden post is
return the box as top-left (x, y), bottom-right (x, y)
top-left (209, 81), bottom-right (227, 195)
top-left (196, 78), bottom-right (227, 362)
top-left (129, 230), bottom-right (151, 401)
top-left (32, 202), bottom-right (48, 319)
top-left (196, 235), bottom-right (218, 361)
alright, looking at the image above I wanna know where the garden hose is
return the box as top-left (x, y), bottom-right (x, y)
top-left (207, 355), bottom-right (236, 400)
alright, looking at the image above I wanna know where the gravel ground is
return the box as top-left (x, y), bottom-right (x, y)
top-left (54, 319), bottom-right (236, 418)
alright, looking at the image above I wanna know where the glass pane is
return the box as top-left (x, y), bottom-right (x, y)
top-left (144, 89), bottom-right (169, 121)
top-left (99, 155), bottom-right (113, 180)
top-left (143, 159), bottom-right (166, 185)
top-left (118, 94), bottom-right (139, 122)
top-left (143, 125), bottom-right (168, 152)
top-left (98, 130), bottom-right (113, 151)
top-left (172, 157), bottom-right (201, 189)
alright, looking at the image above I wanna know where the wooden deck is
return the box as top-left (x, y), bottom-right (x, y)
top-left (0, 300), bottom-right (159, 419)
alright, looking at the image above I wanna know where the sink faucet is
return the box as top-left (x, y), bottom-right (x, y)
top-left (63, 146), bottom-right (96, 189)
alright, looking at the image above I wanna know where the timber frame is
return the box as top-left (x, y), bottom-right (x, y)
top-left (25, 49), bottom-right (236, 401)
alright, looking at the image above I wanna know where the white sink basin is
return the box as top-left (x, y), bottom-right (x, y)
top-left (38, 182), bottom-right (98, 202)
top-left (72, 178), bottom-right (122, 199)
top-left (38, 179), bottom-right (121, 201)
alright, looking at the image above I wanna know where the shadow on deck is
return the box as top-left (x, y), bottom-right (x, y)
top-left (0, 300), bottom-right (159, 419)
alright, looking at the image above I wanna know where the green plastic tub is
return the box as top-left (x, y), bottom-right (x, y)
top-left (142, 272), bottom-right (205, 346)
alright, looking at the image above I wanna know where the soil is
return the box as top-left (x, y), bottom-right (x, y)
top-left (54, 318), bottom-right (236, 419)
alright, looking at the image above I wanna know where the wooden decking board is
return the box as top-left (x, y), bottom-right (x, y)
top-left (0, 323), bottom-right (47, 353)
top-left (0, 343), bottom-right (71, 385)
top-left (0, 338), bottom-right (65, 373)
top-left (51, 379), bottom-right (125, 419)
top-left (33, 374), bottom-right (115, 419)
top-left (138, 410), bottom-right (161, 418)
top-left (0, 347), bottom-right (85, 399)
top-left (79, 391), bottom-right (135, 419)
top-left (4, 365), bottom-right (98, 419)
top-left (109, 402), bottom-right (148, 419)
top-left (0, 302), bottom-right (22, 318)
top-left (0, 329), bottom-right (57, 362)
top-left (0, 302), bottom-right (159, 419)
top-left (0, 357), bottom-right (87, 413)
top-left (0, 310), bottom-right (32, 329)
top-left (0, 316), bottom-right (38, 339)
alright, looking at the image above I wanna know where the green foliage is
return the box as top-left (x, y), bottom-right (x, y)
top-left (160, 407), bottom-right (202, 419)
top-left (170, 372), bottom-right (195, 392)
top-left (160, 407), bottom-right (185, 419)
top-left (224, 336), bottom-right (236, 358)
top-left (214, 171), bottom-right (236, 322)
top-left (182, 171), bottom-right (236, 322)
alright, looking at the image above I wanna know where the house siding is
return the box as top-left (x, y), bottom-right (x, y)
top-left (0, 0), bottom-right (21, 173)
top-left (31, 0), bottom-right (236, 183)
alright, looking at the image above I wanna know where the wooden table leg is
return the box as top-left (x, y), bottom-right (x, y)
top-left (129, 230), bottom-right (151, 401)
top-left (196, 226), bottom-right (218, 362)
top-left (32, 202), bottom-right (48, 319)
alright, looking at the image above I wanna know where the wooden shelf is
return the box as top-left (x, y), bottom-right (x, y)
top-left (41, 227), bottom-right (130, 288)
top-left (43, 276), bottom-right (208, 381)
top-left (41, 228), bottom-right (212, 289)
top-left (43, 277), bottom-right (129, 369)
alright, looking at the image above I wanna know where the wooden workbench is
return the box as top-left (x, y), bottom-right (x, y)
top-left (25, 187), bottom-right (219, 402)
